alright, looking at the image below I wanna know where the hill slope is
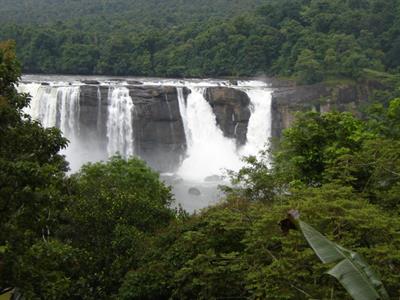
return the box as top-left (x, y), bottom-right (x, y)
top-left (0, 0), bottom-right (399, 80)
top-left (0, 0), bottom-right (263, 27)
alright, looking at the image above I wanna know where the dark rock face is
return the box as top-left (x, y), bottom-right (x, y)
top-left (76, 79), bottom-right (378, 172)
top-left (188, 187), bottom-right (201, 196)
top-left (81, 80), bottom-right (100, 85)
top-left (128, 86), bottom-right (189, 171)
top-left (204, 175), bottom-right (224, 182)
top-left (271, 82), bottom-right (374, 138)
top-left (78, 85), bottom-right (109, 158)
top-left (205, 87), bottom-right (251, 146)
top-left (127, 80), bottom-right (143, 85)
top-left (78, 85), bottom-right (189, 172)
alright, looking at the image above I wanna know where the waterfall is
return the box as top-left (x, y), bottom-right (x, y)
top-left (177, 87), bottom-right (190, 145)
top-left (19, 82), bottom-right (42, 119)
top-left (164, 92), bottom-right (176, 144)
top-left (18, 78), bottom-right (273, 180)
top-left (18, 76), bottom-right (274, 211)
top-left (240, 88), bottom-right (272, 156)
top-left (177, 87), bottom-right (242, 181)
top-left (18, 83), bottom-right (80, 138)
top-left (96, 86), bottom-right (102, 132)
top-left (106, 86), bottom-right (134, 157)
top-left (59, 87), bottom-right (81, 139)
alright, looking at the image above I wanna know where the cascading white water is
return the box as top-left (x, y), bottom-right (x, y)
top-left (19, 78), bottom-right (273, 181)
top-left (177, 87), bottom-right (190, 145)
top-left (240, 88), bottom-right (272, 156)
top-left (18, 76), bottom-right (274, 211)
top-left (59, 87), bottom-right (81, 139)
top-left (18, 82), bottom-right (42, 119)
top-left (18, 83), bottom-right (81, 135)
top-left (177, 87), bottom-right (242, 181)
top-left (106, 86), bottom-right (134, 157)
top-left (96, 86), bottom-right (102, 132)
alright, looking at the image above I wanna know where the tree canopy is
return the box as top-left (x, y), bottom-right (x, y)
top-left (1, 1), bottom-right (400, 296)
top-left (0, 42), bottom-right (177, 298)
top-left (0, 0), bottom-right (399, 81)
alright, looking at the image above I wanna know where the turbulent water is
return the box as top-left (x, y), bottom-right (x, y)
top-left (240, 88), bottom-right (272, 156)
top-left (177, 87), bottom-right (242, 181)
top-left (106, 86), bottom-right (135, 157)
top-left (17, 75), bottom-right (273, 211)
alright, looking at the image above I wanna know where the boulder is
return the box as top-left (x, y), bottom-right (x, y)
top-left (78, 84), bottom-right (190, 172)
top-left (188, 187), bottom-right (201, 196)
top-left (205, 87), bottom-right (251, 146)
top-left (128, 86), bottom-right (190, 171)
top-left (127, 80), bottom-right (143, 85)
top-left (160, 173), bottom-right (183, 185)
top-left (82, 80), bottom-right (100, 85)
top-left (78, 85), bottom-right (109, 151)
top-left (270, 81), bottom-right (377, 138)
top-left (204, 175), bottom-right (224, 182)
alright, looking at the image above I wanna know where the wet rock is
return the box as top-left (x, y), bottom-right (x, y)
top-left (205, 87), bottom-right (251, 146)
top-left (128, 86), bottom-right (190, 172)
top-left (271, 81), bottom-right (377, 138)
top-left (160, 173), bottom-right (183, 185)
top-left (127, 80), bottom-right (143, 85)
top-left (82, 80), bottom-right (100, 85)
top-left (78, 85), bottom-right (109, 150)
top-left (188, 187), bottom-right (201, 196)
top-left (229, 80), bottom-right (238, 86)
top-left (78, 84), bottom-right (190, 172)
top-left (109, 78), bottom-right (126, 82)
top-left (204, 175), bottom-right (224, 182)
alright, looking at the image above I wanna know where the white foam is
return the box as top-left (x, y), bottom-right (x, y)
top-left (177, 87), bottom-right (242, 181)
top-left (106, 86), bottom-right (134, 157)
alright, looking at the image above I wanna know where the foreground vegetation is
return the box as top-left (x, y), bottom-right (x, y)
top-left (0, 0), bottom-right (399, 82)
top-left (1, 38), bottom-right (399, 298)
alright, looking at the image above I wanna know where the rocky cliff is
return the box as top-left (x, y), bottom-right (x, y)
top-left (78, 81), bottom-right (378, 170)
top-left (270, 81), bottom-right (380, 138)
top-left (205, 87), bottom-right (251, 146)
top-left (129, 86), bottom-right (189, 171)
top-left (79, 84), bottom-right (189, 171)
top-left (21, 76), bottom-right (383, 173)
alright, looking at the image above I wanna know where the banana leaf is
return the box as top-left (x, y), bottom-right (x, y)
top-left (297, 220), bottom-right (390, 300)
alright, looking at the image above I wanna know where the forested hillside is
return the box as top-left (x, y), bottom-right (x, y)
top-left (0, 0), bottom-right (262, 26)
top-left (0, 0), bottom-right (399, 81)
top-left (1, 41), bottom-right (400, 299)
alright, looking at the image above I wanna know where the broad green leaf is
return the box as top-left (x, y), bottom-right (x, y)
top-left (327, 259), bottom-right (381, 300)
top-left (348, 253), bottom-right (390, 299)
top-left (298, 220), bottom-right (343, 263)
top-left (297, 220), bottom-right (390, 300)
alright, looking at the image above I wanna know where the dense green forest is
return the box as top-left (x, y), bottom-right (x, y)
top-left (0, 0), bottom-right (399, 82)
top-left (1, 39), bottom-right (400, 298)
top-left (0, 0), bottom-right (263, 26)
top-left (1, 0), bottom-right (400, 298)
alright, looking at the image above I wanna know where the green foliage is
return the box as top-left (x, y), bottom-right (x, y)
top-left (1, 43), bottom-right (179, 298)
top-left (295, 49), bottom-right (323, 84)
top-left (0, 0), bottom-right (399, 81)
top-left (55, 156), bottom-right (176, 298)
top-left (119, 186), bottom-right (400, 299)
top-left (275, 111), bottom-right (370, 186)
top-left (12, 240), bottom-right (84, 300)
top-left (0, 40), bottom-right (69, 291)
top-left (2, 33), bottom-right (400, 299)
top-left (6, 155), bottom-right (177, 299)
top-left (209, 103), bottom-right (400, 298)
top-left (295, 217), bottom-right (389, 299)
top-left (222, 153), bottom-right (281, 204)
